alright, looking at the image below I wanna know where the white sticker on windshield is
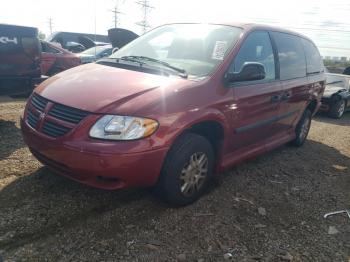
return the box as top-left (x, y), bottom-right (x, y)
top-left (212, 41), bottom-right (227, 60)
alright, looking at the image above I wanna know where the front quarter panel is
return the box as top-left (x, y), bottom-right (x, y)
top-left (130, 80), bottom-right (235, 155)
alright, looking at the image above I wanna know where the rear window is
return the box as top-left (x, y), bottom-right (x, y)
top-left (301, 38), bottom-right (323, 74)
top-left (22, 37), bottom-right (40, 57)
top-left (0, 36), bottom-right (40, 57)
top-left (272, 32), bottom-right (306, 80)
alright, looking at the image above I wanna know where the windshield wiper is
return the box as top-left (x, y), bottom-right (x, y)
top-left (120, 56), bottom-right (188, 78)
top-left (100, 56), bottom-right (146, 65)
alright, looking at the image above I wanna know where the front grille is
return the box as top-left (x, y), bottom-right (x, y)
top-left (31, 93), bottom-right (48, 111)
top-left (42, 121), bottom-right (72, 138)
top-left (48, 104), bottom-right (89, 124)
top-left (27, 110), bottom-right (39, 128)
top-left (26, 93), bottom-right (90, 138)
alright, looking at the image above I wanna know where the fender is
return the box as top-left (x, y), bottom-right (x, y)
top-left (332, 90), bottom-right (349, 100)
top-left (159, 107), bottom-right (231, 149)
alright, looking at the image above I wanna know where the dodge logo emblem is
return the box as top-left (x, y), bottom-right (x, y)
top-left (39, 112), bottom-right (46, 119)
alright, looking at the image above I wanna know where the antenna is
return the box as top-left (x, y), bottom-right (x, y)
top-left (48, 18), bottom-right (53, 35)
top-left (94, 0), bottom-right (97, 55)
top-left (135, 0), bottom-right (154, 34)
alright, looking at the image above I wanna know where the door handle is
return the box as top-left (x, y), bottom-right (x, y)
top-left (271, 95), bottom-right (281, 102)
top-left (281, 92), bottom-right (291, 101)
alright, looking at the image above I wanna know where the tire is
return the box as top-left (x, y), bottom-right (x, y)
top-left (291, 109), bottom-right (312, 147)
top-left (328, 98), bottom-right (346, 119)
top-left (154, 133), bottom-right (215, 206)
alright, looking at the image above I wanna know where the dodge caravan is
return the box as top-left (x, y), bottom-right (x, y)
top-left (21, 23), bottom-right (325, 205)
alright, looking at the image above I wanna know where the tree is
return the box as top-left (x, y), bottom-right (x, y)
top-left (38, 31), bottom-right (46, 40)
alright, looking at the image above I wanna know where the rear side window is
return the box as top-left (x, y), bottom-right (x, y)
top-left (231, 31), bottom-right (276, 81)
top-left (272, 32), bottom-right (306, 80)
top-left (41, 42), bottom-right (61, 54)
top-left (301, 38), bottom-right (323, 74)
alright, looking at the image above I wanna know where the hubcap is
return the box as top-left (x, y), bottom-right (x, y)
top-left (338, 100), bottom-right (345, 116)
top-left (180, 152), bottom-right (208, 197)
top-left (300, 116), bottom-right (311, 141)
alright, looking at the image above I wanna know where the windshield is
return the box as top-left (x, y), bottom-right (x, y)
top-left (82, 45), bottom-right (110, 55)
top-left (110, 24), bottom-right (242, 78)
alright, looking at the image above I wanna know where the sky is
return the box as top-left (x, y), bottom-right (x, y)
top-left (1, 0), bottom-right (350, 58)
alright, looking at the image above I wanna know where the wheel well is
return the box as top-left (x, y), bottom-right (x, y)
top-left (187, 121), bottom-right (224, 158)
top-left (307, 100), bottom-right (318, 114)
top-left (331, 93), bottom-right (345, 104)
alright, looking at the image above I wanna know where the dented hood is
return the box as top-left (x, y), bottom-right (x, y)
top-left (35, 63), bottom-right (187, 114)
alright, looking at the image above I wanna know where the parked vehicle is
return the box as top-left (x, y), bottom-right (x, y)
top-left (320, 73), bottom-right (350, 118)
top-left (108, 28), bottom-right (138, 49)
top-left (21, 23), bottom-right (325, 206)
top-left (0, 24), bottom-right (44, 95)
top-left (78, 45), bottom-right (113, 64)
top-left (343, 66), bottom-right (350, 75)
top-left (47, 31), bottom-right (110, 53)
top-left (41, 41), bottom-right (81, 76)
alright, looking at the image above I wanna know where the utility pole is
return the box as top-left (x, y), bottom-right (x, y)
top-left (48, 17), bottom-right (53, 35)
top-left (111, 0), bottom-right (123, 28)
top-left (135, 0), bottom-right (154, 34)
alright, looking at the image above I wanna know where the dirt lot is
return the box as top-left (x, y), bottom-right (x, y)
top-left (0, 97), bottom-right (349, 262)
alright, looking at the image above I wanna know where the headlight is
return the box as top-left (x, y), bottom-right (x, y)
top-left (89, 115), bottom-right (158, 140)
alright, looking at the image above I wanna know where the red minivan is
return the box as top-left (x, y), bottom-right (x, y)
top-left (21, 23), bottom-right (325, 205)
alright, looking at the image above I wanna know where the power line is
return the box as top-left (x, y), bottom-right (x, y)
top-left (251, 19), bottom-right (350, 34)
top-left (318, 46), bottom-right (350, 51)
top-left (292, 27), bottom-right (350, 34)
top-left (135, 0), bottom-right (154, 34)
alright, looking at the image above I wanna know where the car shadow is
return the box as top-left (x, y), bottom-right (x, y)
top-left (314, 112), bottom-right (350, 126)
top-left (1, 138), bottom-right (349, 260)
top-left (0, 120), bottom-right (25, 160)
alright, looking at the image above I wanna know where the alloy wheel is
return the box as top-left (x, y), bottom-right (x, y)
top-left (180, 152), bottom-right (208, 197)
top-left (337, 100), bottom-right (345, 117)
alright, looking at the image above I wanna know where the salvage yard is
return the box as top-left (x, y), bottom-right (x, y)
top-left (0, 97), bottom-right (349, 261)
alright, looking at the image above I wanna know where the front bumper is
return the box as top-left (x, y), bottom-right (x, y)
top-left (319, 97), bottom-right (331, 112)
top-left (21, 117), bottom-right (169, 190)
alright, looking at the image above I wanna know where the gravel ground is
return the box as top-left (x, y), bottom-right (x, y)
top-left (0, 97), bottom-right (349, 262)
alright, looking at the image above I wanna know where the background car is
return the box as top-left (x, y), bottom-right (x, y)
top-left (47, 31), bottom-right (110, 53)
top-left (343, 66), bottom-right (350, 75)
top-left (320, 73), bottom-right (350, 118)
top-left (0, 24), bottom-right (43, 95)
top-left (77, 45), bottom-right (113, 64)
top-left (40, 41), bottom-right (81, 76)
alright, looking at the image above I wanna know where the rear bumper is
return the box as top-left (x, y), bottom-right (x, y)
top-left (0, 76), bottom-right (48, 95)
top-left (21, 117), bottom-right (169, 190)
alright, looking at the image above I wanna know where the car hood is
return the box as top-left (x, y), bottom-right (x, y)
top-left (35, 63), bottom-right (189, 113)
top-left (323, 85), bottom-right (347, 98)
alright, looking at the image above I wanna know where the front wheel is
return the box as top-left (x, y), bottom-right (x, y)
top-left (291, 109), bottom-right (312, 147)
top-left (154, 133), bottom-right (214, 206)
top-left (328, 99), bottom-right (346, 119)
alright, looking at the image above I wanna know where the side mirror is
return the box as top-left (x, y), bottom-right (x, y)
top-left (112, 47), bottom-right (119, 54)
top-left (225, 62), bottom-right (266, 84)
